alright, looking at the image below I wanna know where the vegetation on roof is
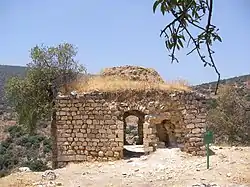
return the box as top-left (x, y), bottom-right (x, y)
top-left (63, 75), bottom-right (191, 94)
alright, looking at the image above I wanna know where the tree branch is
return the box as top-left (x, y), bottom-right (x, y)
top-left (160, 1), bottom-right (194, 37)
top-left (168, 8), bottom-right (212, 68)
top-left (160, 14), bottom-right (183, 37)
top-left (169, 23), bottom-right (181, 63)
top-left (205, 0), bottom-right (220, 95)
top-left (158, 0), bottom-right (220, 95)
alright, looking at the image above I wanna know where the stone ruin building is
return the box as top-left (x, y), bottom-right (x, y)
top-left (52, 65), bottom-right (209, 168)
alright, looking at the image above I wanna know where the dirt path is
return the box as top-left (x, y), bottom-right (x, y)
top-left (1, 146), bottom-right (250, 187)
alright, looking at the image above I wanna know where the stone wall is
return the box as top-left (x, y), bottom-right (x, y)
top-left (54, 90), bottom-right (209, 168)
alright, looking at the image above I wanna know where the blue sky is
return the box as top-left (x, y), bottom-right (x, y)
top-left (0, 0), bottom-right (249, 85)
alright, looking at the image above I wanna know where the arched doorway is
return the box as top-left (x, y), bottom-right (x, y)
top-left (122, 110), bottom-right (145, 158)
top-left (123, 110), bottom-right (144, 145)
top-left (156, 119), bottom-right (177, 148)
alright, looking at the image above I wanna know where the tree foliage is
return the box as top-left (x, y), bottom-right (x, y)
top-left (5, 43), bottom-right (86, 134)
top-left (207, 85), bottom-right (250, 145)
top-left (153, 0), bottom-right (221, 94)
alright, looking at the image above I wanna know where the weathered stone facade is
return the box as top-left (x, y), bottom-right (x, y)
top-left (53, 89), bottom-right (209, 168)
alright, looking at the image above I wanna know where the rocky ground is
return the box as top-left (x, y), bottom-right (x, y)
top-left (1, 146), bottom-right (250, 187)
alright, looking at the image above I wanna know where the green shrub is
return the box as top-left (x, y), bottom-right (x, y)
top-left (17, 135), bottom-right (44, 149)
top-left (1, 138), bottom-right (12, 149)
top-left (125, 128), bottom-right (131, 134)
top-left (246, 94), bottom-right (250, 101)
top-left (0, 145), bottom-right (7, 155)
top-left (6, 125), bottom-right (24, 138)
top-left (22, 159), bottom-right (49, 172)
top-left (0, 125), bottom-right (52, 177)
top-left (43, 137), bottom-right (52, 154)
top-left (207, 85), bottom-right (250, 145)
top-left (0, 150), bottom-right (19, 170)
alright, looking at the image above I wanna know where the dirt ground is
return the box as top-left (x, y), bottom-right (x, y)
top-left (1, 146), bottom-right (250, 187)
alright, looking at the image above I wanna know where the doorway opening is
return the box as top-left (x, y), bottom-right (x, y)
top-left (123, 110), bottom-right (145, 158)
top-left (156, 119), bottom-right (177, 148)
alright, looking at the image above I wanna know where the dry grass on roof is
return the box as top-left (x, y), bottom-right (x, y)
top-left (64, 75), bottom-right (191, 93)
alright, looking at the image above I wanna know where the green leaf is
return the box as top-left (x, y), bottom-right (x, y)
top-left (217, 35), bottom-right (222, 42)
top-left (178, 39), bottom-right (184, 48)
top-left (169, 41), bottom-right (174, 49)
top-left (176, 44), bottom-right (180, 50)
top-left (166, 40), bottom-right (171, 50)
top-left (180, 35), bottom-right (186, 41)
top-left (160, 3), bottom-right (166, 15)
top-left (153, 0), bottom-right (162, 13)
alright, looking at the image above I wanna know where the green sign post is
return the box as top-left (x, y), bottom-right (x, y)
top-left (203, 130), bottom-right (213, 169)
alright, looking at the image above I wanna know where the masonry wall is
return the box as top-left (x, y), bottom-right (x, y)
top-left (54, 90), bottom-right (209, 168)
top-left (55, 94), bottom-right (124, 167)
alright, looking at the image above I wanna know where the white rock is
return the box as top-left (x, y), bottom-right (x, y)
top-left (18, 167), bottom-right (31, 172)
top-left (140, 155), bottom-right (148, 161)
top-left (42, 170), bottom-right (57, 180)
top-left (70, 90), bottom-right (77, 96)
top-left (227, 172), bottom-right (232, 177)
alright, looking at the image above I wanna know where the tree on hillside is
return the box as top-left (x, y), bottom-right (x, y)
top-left (153, 0), bottom-right (221, 94)
top-left (5, 43), bottom-right (86, 135)
top-left (207, 85), bottom-right (250, 145)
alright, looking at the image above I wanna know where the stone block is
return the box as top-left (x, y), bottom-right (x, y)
top-left (57, 155), bottom-right (76, 162)
top-left (186, 124), bottom-right (195, 129)
top-left (192, 128), bottom-right (201, 134)
top-left (86, 119), bottom-right (92, 125)
top-left (76, 133), bottom-right (84, 138)
top-left (105, 151), bottom-right (113, 157)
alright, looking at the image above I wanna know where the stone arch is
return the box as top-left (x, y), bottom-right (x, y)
top-left (156, 119), bottom-right (177, 147)
top-left (156, 120), bottom-right (169, 147)
top-left (123, 110), bottom-right (145, 145)
top-left (147, 108), bottom-right (183, 150)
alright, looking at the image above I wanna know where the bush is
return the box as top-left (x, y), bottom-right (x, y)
top-left (6, 125), bottom-right (25, 138)
top-left (22, 159), bottom-right (49, 172)
top-left (246, 94), bottom-right (250, 101)
top-left (125, 125), bottom-right (138, 135)
top-left (1, 137), bottom-right (12, 149)
top-left (207, 85), bottom-right (250, 145)
top-left (0, 145), bottom-right (6, 155)
top-left (0, 125), bottom-right (52, 177)
top-left (0, 150), bottom-right (19, 170)
top-left (17, 135), bottom-right (45, 149)
top-left (43, 138), bottom-right (52, 154)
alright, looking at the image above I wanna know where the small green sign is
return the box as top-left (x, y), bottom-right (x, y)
top-left (204, 130), bottom-right (213, 144)
top-left (204, 130), bottom-right (213, 169)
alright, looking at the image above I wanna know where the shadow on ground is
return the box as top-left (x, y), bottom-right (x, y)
top-left (123, 148), bottom-right (145, 159)
top-left (208, 148), bottom-right (216, 156)
top-left (123, 145), bottom-right (146, 160)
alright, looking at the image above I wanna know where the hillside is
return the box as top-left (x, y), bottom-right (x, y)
top-left (0, 65), bottom-right (26, 111)
top-left (193, 74), bottom-right (250, 96)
